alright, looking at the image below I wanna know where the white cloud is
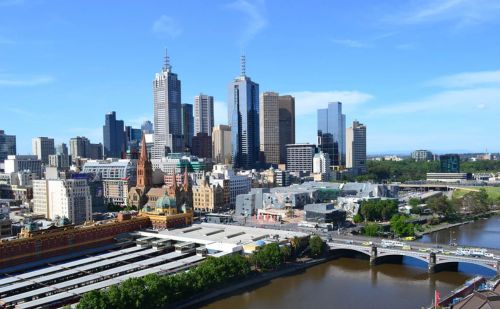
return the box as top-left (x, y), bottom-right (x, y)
top-left (287, 91), bottom-right (374, 116)
top-left (152, 15), bottom-right (182, 38)
top-left (390, 0), bottom-right (500, 27)
top-left (369, 87), bottom-right (500, 116)
top-left (227, 0), bottom-right (267, 48)
top-left (0, 74), bottom-right (54, 86)
top-left (331, 39), bottom-right (371, 49)
top-left (428, 70), bottom-right (500, 88)
top-left (214, 100), bottom-right (228, 125)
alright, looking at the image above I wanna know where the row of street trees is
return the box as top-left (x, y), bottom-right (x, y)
top-left (77, 236), bottom-right (326, 309)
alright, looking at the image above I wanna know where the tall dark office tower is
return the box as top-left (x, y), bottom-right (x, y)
top-left (278, 95), bottom-right (295, 164)
top-left (181, 103), bottom-right (194, 152)
top-left (0, 130), bottom-right (16, 162)
top-left (228, 56), bottom-right (260, 169)
top-left (103, 111), bottom-right (125, 158)
top-left (317, 102), bottom-right (346, 167)
top-left (152, 49), bottom-right (183, 159)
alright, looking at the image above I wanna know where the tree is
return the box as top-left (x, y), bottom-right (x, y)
top-left (309, 235), bottom-right (324, 257)
top-left (362, 223), bottom-right (382, 236)
top-left (390, 214), bottom-right (415, 237)
top-left (77, 290), bottom-right (109, 309)
top-left (359, 199), bottom-right (398, 222)
top-left (353, 213), bottom-right (363, 223)
top-left (253, 243), bottom-right (285, 271)
top-left (426, 196), bottom-right (457, 220)
top-left (409, 198), bottom-right (420, 208)
top-left (461, 189), bottom-right (490, 214)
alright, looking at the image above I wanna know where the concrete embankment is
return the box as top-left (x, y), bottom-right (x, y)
top-left (416, 221), bottom-right (471, 236)
top-left (173, 258), bottom-right (328, 309)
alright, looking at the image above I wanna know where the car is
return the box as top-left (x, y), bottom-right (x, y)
top-left (419, 248), bottom-right (429, 252)
top-left (402, 245), bottom-right (411, 250)
top-left (484, 253), bottom-right (494, 258)
top-left (362, 241), bottom-right (373, 246)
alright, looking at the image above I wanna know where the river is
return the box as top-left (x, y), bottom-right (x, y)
top-left (202, 216), bottom-right (499, 309)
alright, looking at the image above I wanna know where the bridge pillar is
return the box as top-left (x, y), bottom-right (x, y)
top-left (369, 245), bottom-right (378, 266)
top-left (428, 252), bottom-right (436, 273)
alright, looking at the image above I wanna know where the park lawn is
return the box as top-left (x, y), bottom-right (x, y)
top-left (453, 186), bottom-right (500, 201)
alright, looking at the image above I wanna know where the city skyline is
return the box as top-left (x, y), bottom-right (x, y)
top-left (2, 0), bottom-right (500, 154)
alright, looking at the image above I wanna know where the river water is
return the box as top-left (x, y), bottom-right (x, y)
top-left (203, 216), bottom-right (499, 309)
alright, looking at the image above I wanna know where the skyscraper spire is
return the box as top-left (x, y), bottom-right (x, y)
top-left (240, 55), bottom-right (246, 76)
top-left (163, 48), bottom-right (171, 71)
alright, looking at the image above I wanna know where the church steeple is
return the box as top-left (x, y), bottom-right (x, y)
top-left (136, 134), bottom-right (152, 188)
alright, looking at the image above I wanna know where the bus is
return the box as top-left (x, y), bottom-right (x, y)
top-left (381, 239), bottom-right (406, 248)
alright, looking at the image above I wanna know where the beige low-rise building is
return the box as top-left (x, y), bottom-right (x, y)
top-left (192, 179), bottom-right (225, 213)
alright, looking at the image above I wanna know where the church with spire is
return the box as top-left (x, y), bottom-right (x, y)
top-left (128, 133), bottom-right (193, 229)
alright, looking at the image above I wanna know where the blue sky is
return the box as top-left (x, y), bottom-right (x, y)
top-left (1, 0), bottom-right (500, 155)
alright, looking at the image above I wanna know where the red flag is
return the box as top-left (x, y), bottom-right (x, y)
top-left (434, 290), bottom-right (440, 308)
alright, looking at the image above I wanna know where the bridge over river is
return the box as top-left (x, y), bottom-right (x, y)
top-left (326, 236), bottom-right (500, 274)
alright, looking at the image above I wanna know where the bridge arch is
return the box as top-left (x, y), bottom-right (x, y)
top-left (435, 260), bottom-right (498, 274)
top-left (329, 247), bottom-right (371, 258)
top-left (376, 252), bottom-right (429, 264)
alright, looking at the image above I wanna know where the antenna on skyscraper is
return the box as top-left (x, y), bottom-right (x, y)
top-left (240, 55), bottom-right (246, 76)
top-left (163, 48), bottom-right (171, 71)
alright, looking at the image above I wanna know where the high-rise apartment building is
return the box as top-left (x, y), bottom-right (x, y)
top-left (32, 137), bottom-right (55, 164)
top-left (212, 125), bottom-right (232, 164)
top-left (313, 151), bottom-right (331, 174)
top-left (181, 103), bottom-right (194, 151)
top-left (0, 130), bottom-right (16, 162)
top-left (103, 111), bottom-right (125, 158)
top-left (152, 50), bottom-right (183, 158)
top-left (259, 92), bottom-right (280, 165)
top-left (317, 102), bottom-right (346, 167)
top-left (33, 179), bottom-right (92, 224)
top-left (346, 121), bottom-right (367, 176)
top-left (286, 143), bottom-right (316, 173)
top-left (278, 95), bottom-right (295, 164)
top-left (194, 94), bottom-right (214, 137)
top-left (228, 56), bottom-right (260, 169)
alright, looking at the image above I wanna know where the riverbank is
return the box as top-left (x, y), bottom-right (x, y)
top-left (172, 257), bottom-right (328, 309)
top-left (416, 221), bottom-right (472, 236)
top-left (416, 211), bottom-right (499, 236)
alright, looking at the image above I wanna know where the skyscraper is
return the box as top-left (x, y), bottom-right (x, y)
top-left (212, 125), bottom-right (232, 164)
top-left (181, 103), bottom-right (194, 152)
top-left (32, 137), bottom-right (55, 164)
top-left (0, 130), bottom-right (16, 162)
top-left (317, 102), bottom-right (346, 167)
top-left (141, 120), bottom-right (154, 134)
top-left (228, 56), bottom-right (260, 169)
top-left (440, 154), bottom-right (460, 173)
top-left (194, 94), bottom-right (214, 137)
top-left (346, 121), bottom-right (367, 176)
top-left (56, 143), bottom-right (68, 156)
top-left (103, 111), bottom-right (125, 158)
top-left (259, 92), bottom-right (280, 165)
top-left (278, 95), bottom-right (295, 164)
top-left (152, 49), bottom-right (183, 159)
top-left (70, 136), bottom-right (90, 159)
